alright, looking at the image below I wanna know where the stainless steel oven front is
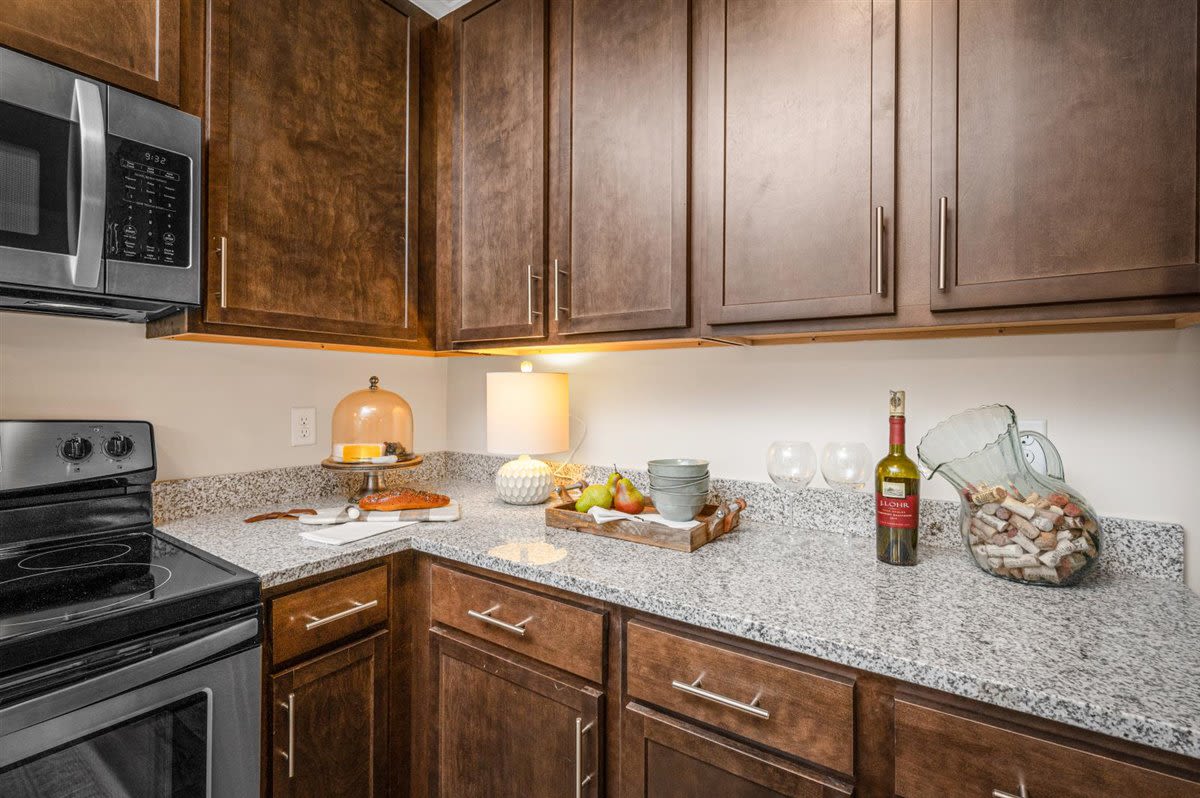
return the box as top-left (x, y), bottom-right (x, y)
top-left (0, 46), bottom-right (201, 320)
top-left (0, 613), bottom-right (260, 798)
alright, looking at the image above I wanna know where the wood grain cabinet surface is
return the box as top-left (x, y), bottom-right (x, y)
top-left (440, 0), bottom-right (550, 343)
top-left (625, 621), bottom-right (855, 775)
top-left (0, 0), bottom-right (181, 104)
top-left (549, 0), bottom-right (691, 336)
top-left (698, 0), bottom-right (897, 326)
top-left (204, 0), bottom-right (423, 341)
top-left (433, 630), bottom-right (602, 798)
top-left (270, 565), bottom-right (389, 667)
top-left (270, 631), bottom-right (390, 798)
top-left (895, 697), bottom-right (1200, 798)
top-left (430, 564), bottom-right (605, 683)
top-left (620, 703), bottom-right (852, 798)
top-left (930, 0), bottom-right (1200, 310)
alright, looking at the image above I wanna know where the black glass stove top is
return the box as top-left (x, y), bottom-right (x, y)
top-left (0, 528), bottom-right (259, 674)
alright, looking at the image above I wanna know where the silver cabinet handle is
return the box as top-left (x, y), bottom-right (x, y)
top-left (554, 259), bottom-right (569, 321)
top-left (527, 265), bottom-right (543, 325)
top-left (671, 675), bottom-right (769, 719)
top-left (875, 206), bottom-right (885, 295)
top-left (992, 789), bottom-right (1027, 798)
top-left (466, 604), bottom-right (532, 636)
top-left (72, 78), bottom-right (105, 289)
top-left (217, 236), bottom-right (228, 308)
top-left (303, 599), bottom-right (378, 630)
top-left (574, 717), bottom-right (595, 797)
top-left (938, 195), bottom-right (948, 291)
top-left (282, 692), bottom-right (295, 779)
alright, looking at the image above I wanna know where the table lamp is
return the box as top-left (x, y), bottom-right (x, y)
top-left (486, 361), bottom-right (569, 504)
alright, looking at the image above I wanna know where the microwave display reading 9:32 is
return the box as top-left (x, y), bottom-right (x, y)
top-left (105, 137), bottom-right (190, 267)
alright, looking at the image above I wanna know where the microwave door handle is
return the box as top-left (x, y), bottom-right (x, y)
top-left (0, 617), bottom-right (258, 736)
top-left (70, 78), bottom-right (105, 289)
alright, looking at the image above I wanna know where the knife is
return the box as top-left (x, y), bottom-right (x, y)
top-left (298, 502), bottom-right (460, 525)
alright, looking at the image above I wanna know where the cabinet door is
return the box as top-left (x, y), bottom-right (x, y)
top-left (0, 0), bottom-right (180, 105)
top-left (434, 630), bottom-right (601, 798)
top-left (699, 0), bottom-right (896, 326)
top-left (444, 0), bottom-right (548, 343)
top-left (271, 632), bottom-right (389, 798)
top-left (931, 0), bottom-right (1200, 310)
top-left (551, 0), bottom-right (690, 335)
top-left (206, 0), bottom-right (420, 340)
top-left (620, 703), bottom-right (851, 798)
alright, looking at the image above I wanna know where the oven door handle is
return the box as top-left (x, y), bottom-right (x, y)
top-left (0, 617), bottom-right (258, 735)
top-left (70, 77), bottom-right (106, 289)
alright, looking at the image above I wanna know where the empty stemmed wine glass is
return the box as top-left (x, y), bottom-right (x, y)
top-left (821, 442), bottom-right (872, 491)
top-left (766, 441), bottom-right (817, 491)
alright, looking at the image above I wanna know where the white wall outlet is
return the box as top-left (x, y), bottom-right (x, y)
top-left (1019, 418), bottom-right (1048, 436)
top-left (291, 407), bottom-right (316, 446)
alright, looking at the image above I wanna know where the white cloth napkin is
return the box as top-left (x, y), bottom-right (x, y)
top-left (588, 506), bottom-right (699, 530)
top-left (299, 520), bottom-right (418, 546)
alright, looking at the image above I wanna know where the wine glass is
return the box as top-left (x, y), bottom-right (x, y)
top-left (821, 442), bottom-right (872, 491)
top-left (766, 441), bottom-right (817, 491)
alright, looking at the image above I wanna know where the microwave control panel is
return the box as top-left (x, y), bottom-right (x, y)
top-left (105, 137), bottom-right (191, 267)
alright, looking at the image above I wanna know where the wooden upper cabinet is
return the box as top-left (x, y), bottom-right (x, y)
top-left (443, 0), bottom-right (548, 343)
top-left (0, 0), bottom-right (180, 104)
top-left (550, 0), bottom-right (690, 335)
top-left (206, 0), bottom-right (420, 340)
top-left (271, 632), bottom-right (389, 798)
top-left (931, 0), bottom-right (1200, 310)
top-left (699, 0), bottom-right (896, 326)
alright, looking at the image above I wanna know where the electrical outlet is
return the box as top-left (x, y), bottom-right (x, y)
top-left (291, 407), bottom-right (316, 446)
top-left (1019, 418), bottom-right (1048, 436)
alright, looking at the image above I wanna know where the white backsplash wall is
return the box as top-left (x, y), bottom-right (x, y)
top-left (446, 328), bottom-right (1200, 592)
top-left (0, 312), bottom-right (448, 481)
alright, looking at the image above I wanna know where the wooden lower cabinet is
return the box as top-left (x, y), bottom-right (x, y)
top-left (621, 703), bottom-right (850, 797)
top-left (432, 629), bottom-right (602, 797)
top-left (270, 631), bottom-right (389, 798)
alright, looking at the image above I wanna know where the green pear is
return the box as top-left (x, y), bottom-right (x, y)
top-left (612, 477), bottom-right (646, 514)
top-left (605, 467), bottom-right (622, 494)
top-left (575, 484), bottom-right (614, 513)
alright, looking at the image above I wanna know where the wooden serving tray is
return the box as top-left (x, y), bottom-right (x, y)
top-left (545, 499), bottom-right (746, 553)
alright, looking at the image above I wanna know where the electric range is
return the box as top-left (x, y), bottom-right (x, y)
top-left (0, 420), bottom-right (261, 797)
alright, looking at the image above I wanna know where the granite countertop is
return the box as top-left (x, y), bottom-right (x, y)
top-left (161, 478), bottom-right (1200, 760)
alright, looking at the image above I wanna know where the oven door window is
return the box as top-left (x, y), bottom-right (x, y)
top-left (0, 101), bottom-right (75, 255)
top-left (0, 691), bottom-right (208, 798)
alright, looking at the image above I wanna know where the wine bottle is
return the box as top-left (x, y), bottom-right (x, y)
top-left (876, 390), bottom-right (920, 565)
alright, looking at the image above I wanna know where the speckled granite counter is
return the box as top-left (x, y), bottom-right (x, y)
top-left (160, 478), bottom-right (1200, 760)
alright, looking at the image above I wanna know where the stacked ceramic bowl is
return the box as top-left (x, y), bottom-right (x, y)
top-left (647, 459), bottom-right (710, 521)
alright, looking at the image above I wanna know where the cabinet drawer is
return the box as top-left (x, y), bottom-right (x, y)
top-left (271, 565), bottom-right (389, 666)
top-left (895, 698), bottom-right (1200, 798)
top-left (625, 621), bottom-right (854, 775)
top-left (430, 565), bottom-right (605, 683)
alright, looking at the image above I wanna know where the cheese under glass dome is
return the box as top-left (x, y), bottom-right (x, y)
top-left (330, 376), bottom-right (415, 463)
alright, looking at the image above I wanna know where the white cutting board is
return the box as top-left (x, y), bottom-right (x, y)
top-left (299, 520), bottom-right (419, 546)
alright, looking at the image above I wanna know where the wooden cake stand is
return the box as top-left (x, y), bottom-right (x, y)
top-left (321, 455), bottom-right (424, 501)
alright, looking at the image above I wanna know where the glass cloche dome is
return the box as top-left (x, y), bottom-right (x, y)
top-left (330, 376), bottom-right (415, 463)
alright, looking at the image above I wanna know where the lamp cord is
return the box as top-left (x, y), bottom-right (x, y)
top-left (552, 415), bottom-right (587, 479)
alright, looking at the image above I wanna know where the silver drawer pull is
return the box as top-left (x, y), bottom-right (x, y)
top-left (467, 604), bottom-right (532, 636)
top-left (671, 675), bottom-right (769, 719)
top-left (575, 717), bottom-right (595, 798)
top-left (992, 789), bottom-right (1028, 798)
top-left (938, 195), bottom-right (948, 291)
top-left (304, 599), bottom-right (378, 630)
top-left (281, 692), bottom-right (295, 778)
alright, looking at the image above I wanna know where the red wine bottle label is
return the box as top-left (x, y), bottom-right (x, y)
top-left (877, 481), bottom-right (918, 528)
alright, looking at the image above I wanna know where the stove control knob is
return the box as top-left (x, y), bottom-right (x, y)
top-left (61, 436), bottom-right (93, 462)
top-left (104, 434), bottom-right (135, 459)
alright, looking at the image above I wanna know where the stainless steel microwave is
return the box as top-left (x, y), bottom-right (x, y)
top-left (0, 47), bottom-right (201, 322)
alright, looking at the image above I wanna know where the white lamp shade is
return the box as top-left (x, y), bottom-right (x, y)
top-left (486, 371), bottom-right (569, 455)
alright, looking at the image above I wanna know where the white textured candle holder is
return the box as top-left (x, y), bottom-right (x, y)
top-left (495, 455), bottom-right (553, 505)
